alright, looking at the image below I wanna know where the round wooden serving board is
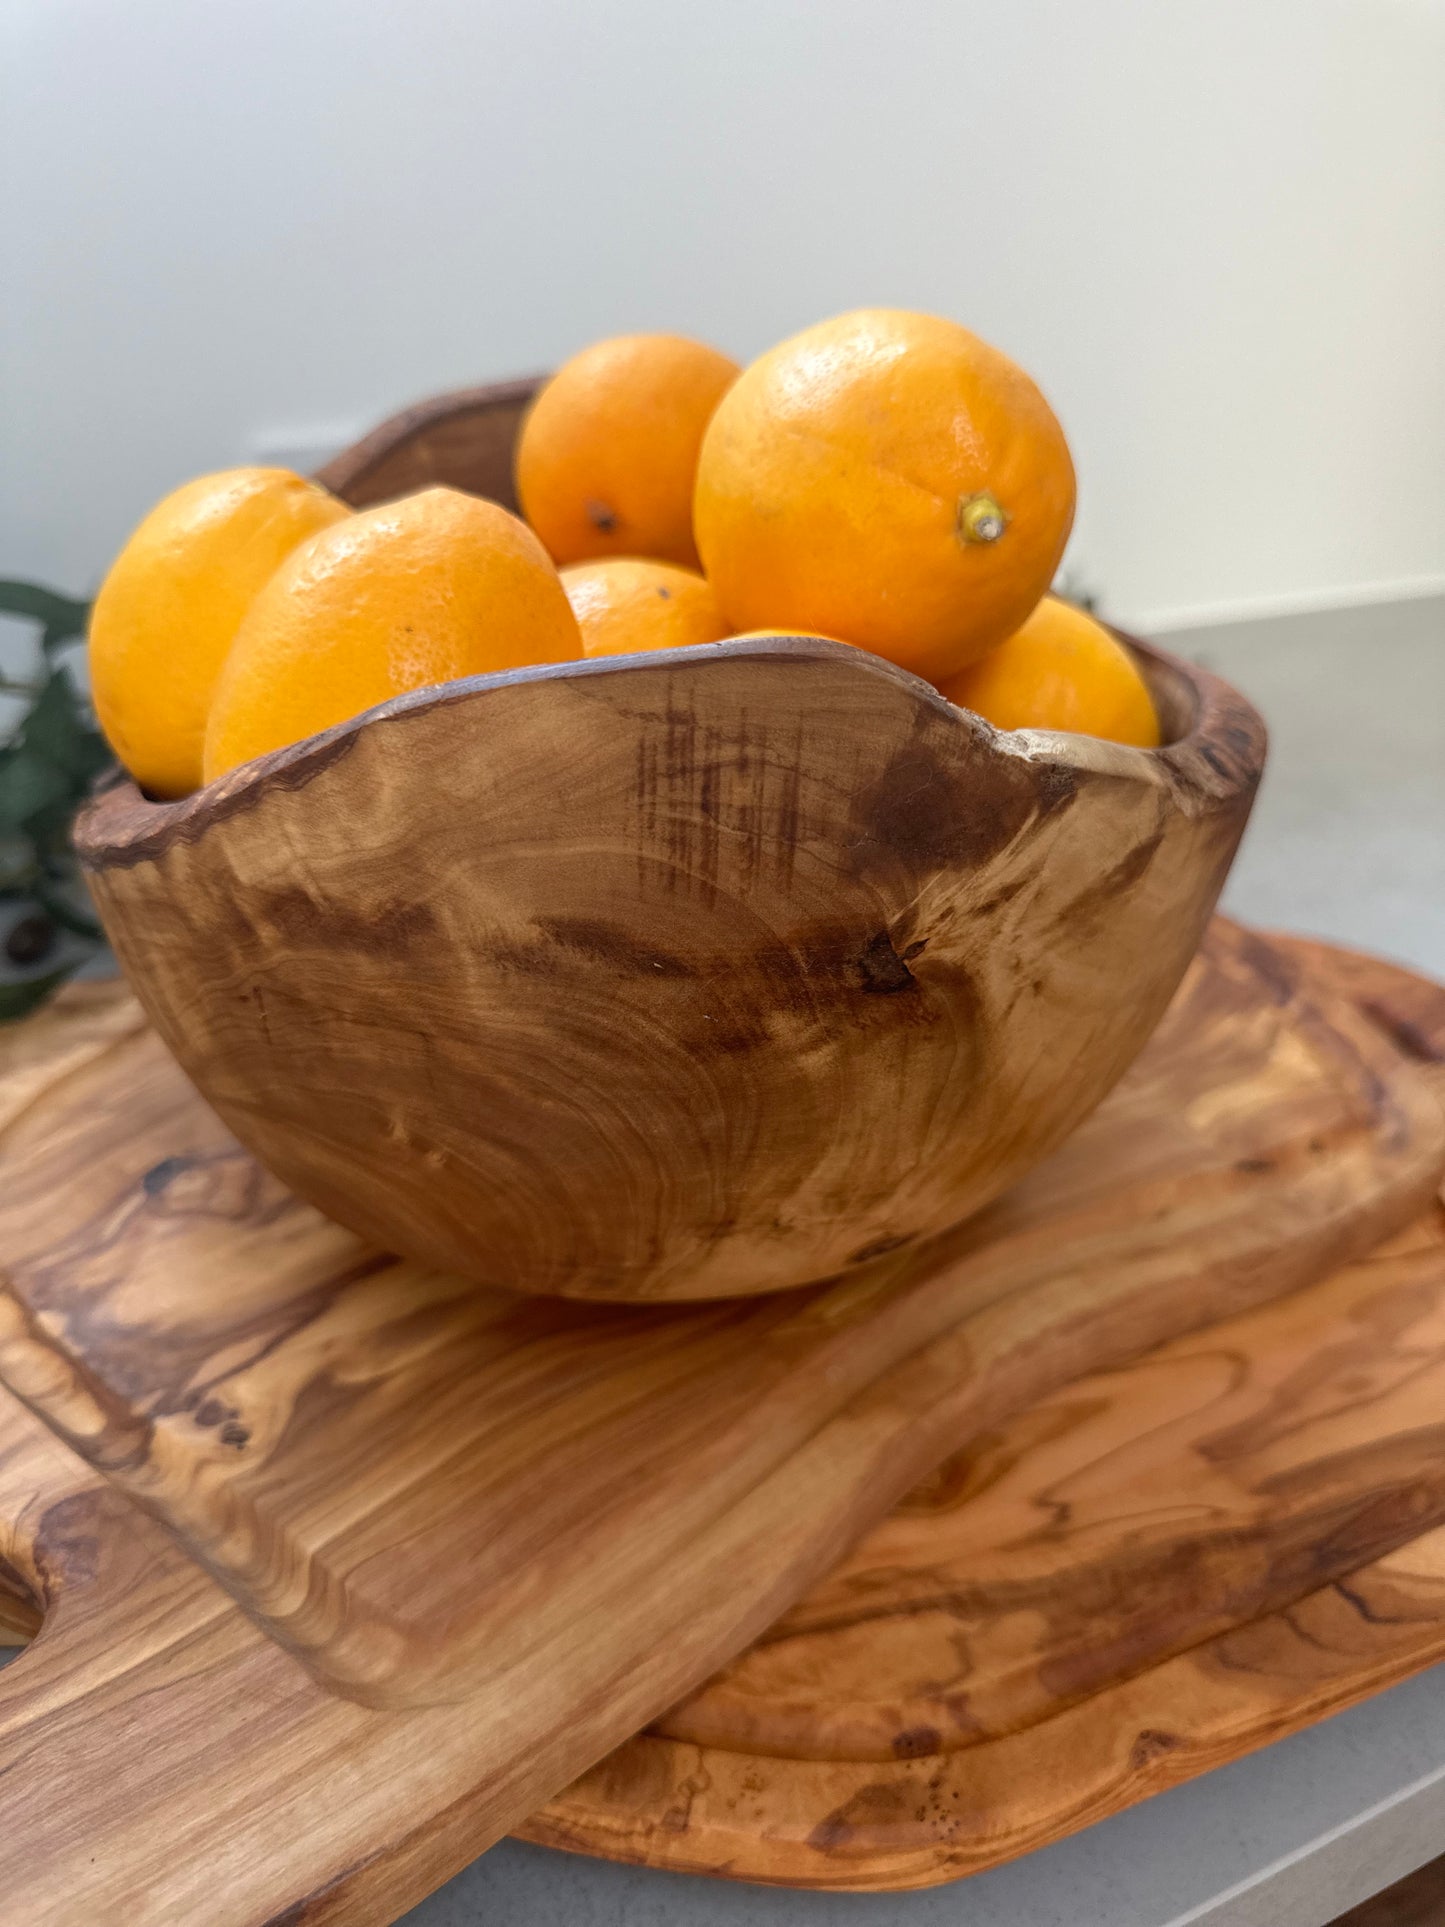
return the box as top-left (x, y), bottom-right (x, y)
top-left (521, 933), bottom-right (1445, 1892)
top-left (0, 924), bottom-right (1438, 1923)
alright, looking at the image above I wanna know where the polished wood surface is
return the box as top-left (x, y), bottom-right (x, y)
top-left (75, 634), bottom-right (1262, 1302)
top-left (76, 380), bottom-right (1264, 1302)
top-left (0, 926), bottom-right (1438, 1921)
top-left (517, 938), bottom-right (1445, 1888)
top-left (650, 1213), bottom-right (1445, 1763)
top-left (531, 1507), bottom-right (1445, 1893)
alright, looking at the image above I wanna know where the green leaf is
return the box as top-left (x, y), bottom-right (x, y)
top-left (32, 876), bottom-right (104, 942)
top-left (25, 801), bottom-right (83, 850)
top-left (0, 835), bottom-right (38, 894)
top-left (19, 673), bottom-right (78, 764)
top-left (0, 749), bottom-right (71, 833)
top-left (21, 669), bottom-right (105, 780)
top-left (0, 963), bottom-right (77, 1022)
top-left (0, 581), bottom-right (90, 644)
top-left (41, 625), bottom-right (81, 656)
top-left (77, 731), bottom-right (115, 784)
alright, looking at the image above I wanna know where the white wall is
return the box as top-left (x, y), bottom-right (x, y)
top-left (4, 0), bottom-right (1442, 633)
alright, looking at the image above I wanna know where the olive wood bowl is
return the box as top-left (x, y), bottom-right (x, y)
top-left (74, 383), bottom-right (1265, 1302)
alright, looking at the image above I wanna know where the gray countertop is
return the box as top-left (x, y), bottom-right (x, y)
top-left (408, 1667), bottom-right (1445, 1927)
top-left (1192, 595), bottom-right (1445, 980)
top-left (404, 595), bottom-right (1445, 1926)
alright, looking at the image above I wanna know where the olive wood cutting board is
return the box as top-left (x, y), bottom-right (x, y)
top-left (522, 933), bottom-right (1445, 1889)
top-left (0, 921), bottom-right (1439, 1923)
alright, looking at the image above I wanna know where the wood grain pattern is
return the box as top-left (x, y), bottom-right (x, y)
top-left (75, 632), bottom-right (1263, 1302)
top-left (516, 937), bottom-right (1445, 1889)
top-left (0, 927), bottom-right (1437, 1923)
top-left (2, 921), bottom-right (1437, 1698)
top-left (527, 1516), bottom-right (1445, 1893)
top-left (646, 1211), bottom-right (1445, 1764)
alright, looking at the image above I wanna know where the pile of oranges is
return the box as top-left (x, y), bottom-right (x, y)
top-left (90, 308), bottom-right (1159, 800)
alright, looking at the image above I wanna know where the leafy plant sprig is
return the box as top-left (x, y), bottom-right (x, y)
top-left (0, 581), bottom-right (115, 1018)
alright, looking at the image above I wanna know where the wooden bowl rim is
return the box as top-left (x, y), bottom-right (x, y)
top-left (313, 374), bottom-right (544, 506)
top-left (81, 368), bottom-right (1265, 861)
top-left (76, 630), bottom-right (1264, 870)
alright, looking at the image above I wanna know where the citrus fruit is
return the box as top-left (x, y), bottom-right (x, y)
top-left (562, 558), bottom-right (730, 658)
top-left (203, 487), bottom-right (581, 782)
top-left (89, 468), bottom-right (348, 796)
top-left (516, 334), bottom-right (740, 568)
top-left (694, 308), bottom-right (1076, 682)
top-left (938, 596), bottom-right (1160, 746)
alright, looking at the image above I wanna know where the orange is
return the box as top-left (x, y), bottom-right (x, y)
top-left (203, 487), bottom-right (581, 783)
top-left (562, 558), bottom-right (730, 658)
top-left (694, 308), bottom-right (1076, 683)
top-left (515, 334), bottom-right (740, 568)
top-left (938, 596), bottom-right (1160, 747)
top-left (89, 468), bottom-right (349, 796)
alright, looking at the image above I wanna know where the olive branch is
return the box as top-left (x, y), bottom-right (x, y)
top-left (0, 581), bottom-right (114, 1017)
